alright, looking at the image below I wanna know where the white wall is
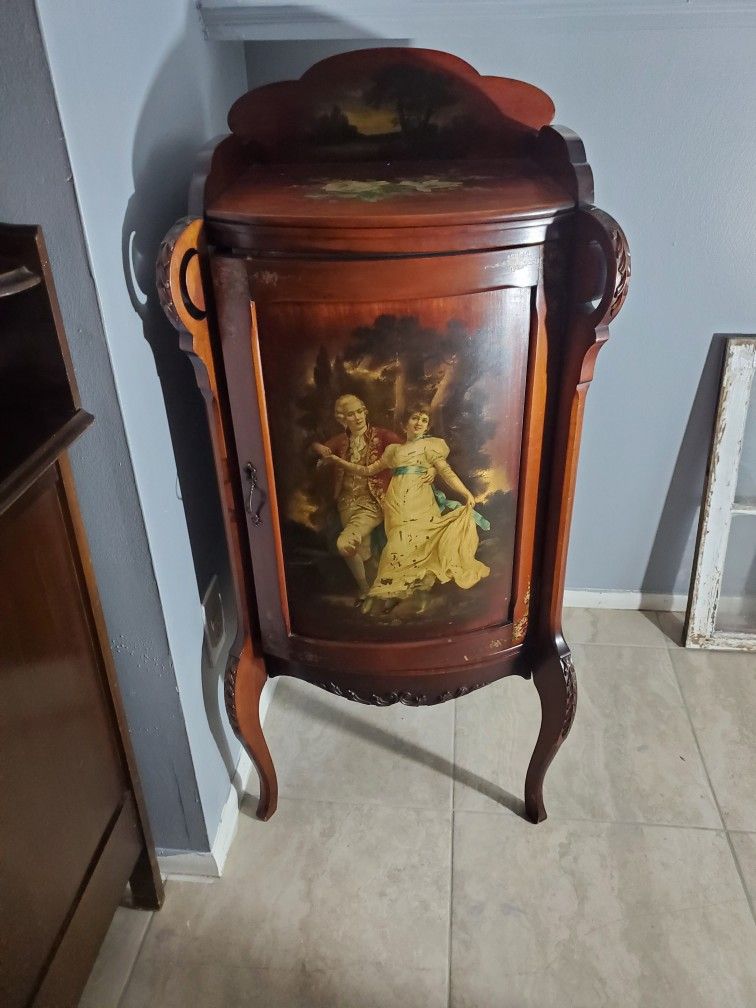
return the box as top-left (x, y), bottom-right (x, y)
top-left (238, 6), bottom-right (756, 599)
top-left (35, 0), bottom-right (249, 849)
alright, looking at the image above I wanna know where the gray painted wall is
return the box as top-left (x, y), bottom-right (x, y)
top-left (243, 15), bottom-right (756, 599)
top-left (1, 1), bottom-right (211, 851)
top-left (29, 0), bottom-right (249, 850)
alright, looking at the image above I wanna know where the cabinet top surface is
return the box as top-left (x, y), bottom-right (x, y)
top-left (207, 158), bottom-right (574, 230)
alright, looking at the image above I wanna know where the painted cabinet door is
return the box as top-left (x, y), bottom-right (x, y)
top-left (215, 245), bottom-right (546, 673)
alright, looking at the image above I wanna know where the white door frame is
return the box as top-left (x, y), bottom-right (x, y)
top-left (685, 336), bottom-right (756, 651)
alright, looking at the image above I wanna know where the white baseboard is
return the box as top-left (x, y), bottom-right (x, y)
top-left (158, 676), bottom-right (278, 879)
top-left (563, 590), bottom-right (687, 612)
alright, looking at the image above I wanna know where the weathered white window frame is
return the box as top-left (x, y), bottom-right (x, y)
top-left (685, 336), bottom-right (756, 651)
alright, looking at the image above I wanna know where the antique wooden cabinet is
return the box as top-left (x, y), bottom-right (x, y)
top-left (1, 224), bottom-right (162, 1008)
top-left (157, 49), bottom-right (629, 824)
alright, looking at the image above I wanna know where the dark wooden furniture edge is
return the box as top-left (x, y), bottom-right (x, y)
top-left (31, 795), bottom-right (142, 1008)
top-left (6, 222), bottom-right (163, 905)
top-left (2, 222), bottom-right (163, 1007)
top-left (523, 203), bottom-right (630, 822)
top-left (0, 409), bottom-right (92, 516)
top-left (57, 452), bottom-right (164, 908)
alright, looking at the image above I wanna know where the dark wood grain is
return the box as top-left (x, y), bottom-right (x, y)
top-left (0, 223), bottom-right (84, 493)
top-left (1, 224), bottom-right (162, 1008)
top-left (524, 206), bottom-right (630, 822)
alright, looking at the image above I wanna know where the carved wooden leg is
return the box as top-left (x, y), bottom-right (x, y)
top-left (225, 640), bottom-right (278, 821)
top-left (524, 649), bottom-right (577, 823)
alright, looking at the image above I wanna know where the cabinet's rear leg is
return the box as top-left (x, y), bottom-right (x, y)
top-left (524, 649), bottom-right (577, 823)
top-left (225, 640), bottom-right (278, 821)
top-left (129, 846), bottom-right (163, 909)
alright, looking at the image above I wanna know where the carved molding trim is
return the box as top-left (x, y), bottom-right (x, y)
top-left (156, 216), bottom-right (196, 332)
top-left (559, 654), bottom-right (577, 739)
top-left (581, 206), bottom-right (631, 327)
top-left (608, 223), bottom-right (631, 322)
top-left (314, 680), bottom-right (487, 706)
top-left (224, 657), bottom-right (241, 738)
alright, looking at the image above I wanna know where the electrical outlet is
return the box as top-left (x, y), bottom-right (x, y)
top-left (201, 574), bottom-right (226, 666)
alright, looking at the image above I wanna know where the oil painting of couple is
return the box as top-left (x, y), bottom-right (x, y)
top-left (257, 298), bottom-right (529, 642)
top-left (312, 393), bottom-right (490, 614)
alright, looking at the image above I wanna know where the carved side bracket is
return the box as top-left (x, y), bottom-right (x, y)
top-left (538, 205), bottom-right (631, 638)
top-left (578, 206), bottom-right (631, 330)
top-left (157, 217), bottom-right (278, 818)
top-left (156, 217), bottom-right (206, 331)
top-left (156, 217), bottom-right (261, 730)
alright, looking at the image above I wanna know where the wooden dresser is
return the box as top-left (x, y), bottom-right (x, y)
top-left (0, 224), bottom-right (162, 1008)
top-left (157, 49), bottom-right (629, 825)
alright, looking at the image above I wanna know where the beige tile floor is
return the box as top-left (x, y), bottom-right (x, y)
top-left (80, 609), bottom-right (756, 1008)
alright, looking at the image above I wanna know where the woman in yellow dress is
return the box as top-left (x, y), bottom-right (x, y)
top-left (315, 406), bottom-right (489, 612)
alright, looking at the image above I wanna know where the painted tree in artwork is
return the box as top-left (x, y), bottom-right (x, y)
top-left (309, 104), bottom-right (359, 143)
top-left (342, 314), bottom-right (505, 495)
top-left (294, 345), bottom-right (335, 441)
top-left (438, 320), bottom-right (499, 496)
top-left (295, 343), bottom-right (392, 444)
top-left (343, 313), bottom-right (452, 424)
top-left (363, 65), bottom-right (457, 135)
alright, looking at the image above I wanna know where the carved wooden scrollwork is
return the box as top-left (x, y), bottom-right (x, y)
top-left (559, 654), bottom-right (577, 739)
top-left (608, 222), bottom-right (631, 322)
top-left (588, 206), bottom-right (630, 323)
top-left (156, 216), bottom-right (207, 334)
top-left (314, 680), bottom-right (487, 707)
top-left (224, 655), bottom-right (241, 737)
top-left (577, 206), bottom-right (631, 328)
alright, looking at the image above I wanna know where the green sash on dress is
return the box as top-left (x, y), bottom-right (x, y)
top-left (392, 467), bottom-right (491, 532)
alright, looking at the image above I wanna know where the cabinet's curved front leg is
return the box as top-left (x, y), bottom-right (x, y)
top-left (525, 647), bottom-right (576, 823)
top-left (526, 206), bottom-right (630, 822)
top-left (157, 217), bottom-right (278, 821)
top-left (226, 641), bottom-right (278, 820)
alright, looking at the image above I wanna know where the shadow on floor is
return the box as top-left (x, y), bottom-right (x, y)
top-left (241, 685), bottom-right (526, 819)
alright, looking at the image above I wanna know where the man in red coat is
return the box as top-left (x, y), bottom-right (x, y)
top-left (313, 394), bottom-right (400, 599)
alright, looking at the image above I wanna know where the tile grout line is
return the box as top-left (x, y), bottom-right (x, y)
top-left (668, 656), bottom-right (756, 929)
top-left (248, 790), bottom-right (739, 836)
top-left (567, 638), bottom-right (675, 650)
top-left (447, 701), bottom-right (456, 1008)
top-left (244, 790), bottom-right (741, 836)
top-left (259, 792), bottom-right (456, 814)
top-left (452, 806), bottom-right (734, 832)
